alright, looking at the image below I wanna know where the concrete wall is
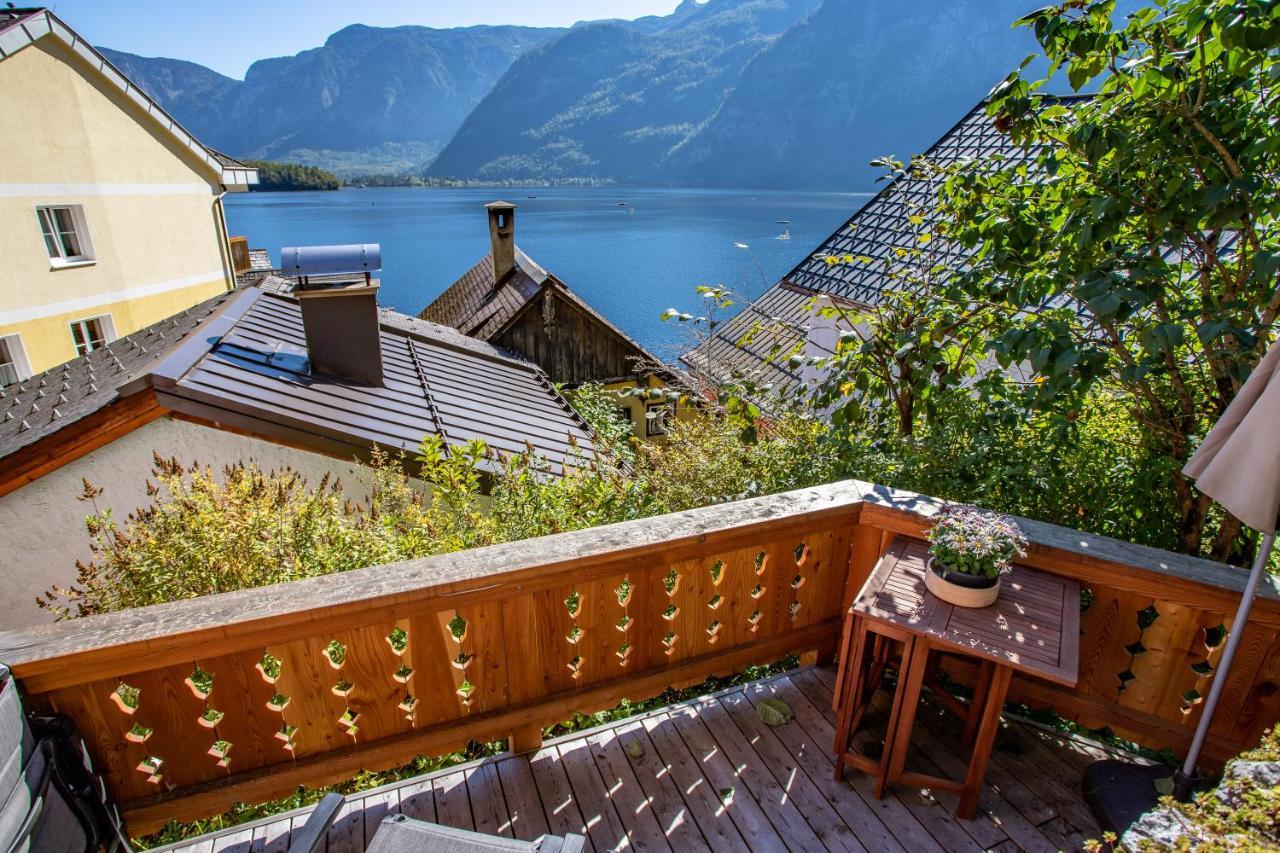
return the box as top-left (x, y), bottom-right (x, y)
top-left (0, 417), bottom-right (375, 629)
top-left (0, 38), bottom-right (232, 374)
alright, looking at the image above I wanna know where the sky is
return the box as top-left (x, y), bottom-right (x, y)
top-left (44, 1), bottom-right (685, 78)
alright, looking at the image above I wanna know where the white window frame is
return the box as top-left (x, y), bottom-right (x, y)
top-left (69, 314), bottom-right (115, 357)
top-left (35, 204), bottom-right (95, 268)
top-left (0, 334), bottom-right (32, 386)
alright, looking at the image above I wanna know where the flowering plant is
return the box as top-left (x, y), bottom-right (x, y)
top-left (926, 505), bottom-right (1027, 579)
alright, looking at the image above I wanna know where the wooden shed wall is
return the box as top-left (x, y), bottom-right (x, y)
top-left (495, 291), bottom-right (644, 385)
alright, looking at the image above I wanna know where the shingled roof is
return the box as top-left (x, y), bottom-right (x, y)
top-left (0, 288), bottom-right (597, 483)
top-left (689, 96), bottom-right (1087, 393)
top-left (421, 247), bottom-right (663, 367)
top-left (0, 292), bottom-right (235, 460)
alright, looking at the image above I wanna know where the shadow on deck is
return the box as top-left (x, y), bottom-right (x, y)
top-left (155, 664), bottom-right (1139, 853)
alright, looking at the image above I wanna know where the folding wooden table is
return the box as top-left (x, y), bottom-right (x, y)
top-left (833, 537), bottom-right (1080, 819)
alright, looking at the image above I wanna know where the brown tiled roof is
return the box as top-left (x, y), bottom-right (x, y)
top-left (421, 248), bottom-right (663, 366)
top-left (0, 288), bottom-right (597, 475)
top-left (420, 251), bottom-right (543, 339)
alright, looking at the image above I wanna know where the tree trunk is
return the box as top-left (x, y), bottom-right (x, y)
top-left (1173, 470), bottom-right (1210, 556)
top-left (1209, 512), bottom-right (1248, 565)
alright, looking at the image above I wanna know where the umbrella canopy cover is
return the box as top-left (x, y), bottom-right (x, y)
top-left (1184, 337), bottom-right (1280, 535)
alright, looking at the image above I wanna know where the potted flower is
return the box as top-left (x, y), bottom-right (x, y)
top-left (925, 505), bottom-right (1027, 608)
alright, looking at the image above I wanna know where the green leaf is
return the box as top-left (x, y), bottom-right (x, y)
top-left (756, 698), bottom-right (794, 727)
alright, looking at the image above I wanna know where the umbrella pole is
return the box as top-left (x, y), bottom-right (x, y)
top-left (1174, 531), bottom-right (1277, 800)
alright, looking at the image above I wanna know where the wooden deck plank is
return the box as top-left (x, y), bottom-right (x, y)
top-left (756, 676), bottom-right (945, 853)
top-left (611, 720), bottom-right (712, 852)
top-left (250, 817), bottom-right (292, 853)
top-left (586, 726), bottom-right (673, 851)
top-left (394, 778), bottom-right (435, 824)
top-left (359, 788), bottom-right (400, 848)
top-left (1004, 736), bottom-right (1105, 837)
top-left (287, 813), bottom-right (318, 853)
top-left (556, 738), bottom-right (629, 852)
top-left (913, 700), bottom-right (1059, 828)
top-left (432, 770), bottom-right (474, 832)
top-left (1035, 815), bottom-right (1090, 852)
top-left (528, 746), bottom-right (593, 849)
top-left (466, 761), bottom-right (514, 839)
top-left (789, 670), bottom-right (987, 853)
top-left (704, 691), bottom-right (868, 852)
top-left (733, 682), bottom-right (911, 853)
top-left (905, 714), bottom-right (1054, 852)
top-left (209, 827), bottom-right (253, 853)
top-left (325, 799), bottom-right (364, 853)
top-left (495, 756), bottom-right (552, 842)
top-left (153, 665), bottom-right (1113, 853)
top-left (665, 704), bottom-right (791, 852)
top-left (641, 712), bottom-right (750, 851)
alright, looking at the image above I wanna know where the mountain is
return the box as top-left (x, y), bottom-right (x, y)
top-left (666, 0), bottom-right (1052, 189)
top-left (101, 0), bottom-right (1135, 188)
top-left (99, 49), bottom-right (240, 151)
top-left (425, 0), bottom-right (823, 183)
top-left (101, 24), bottom-right (560, 175)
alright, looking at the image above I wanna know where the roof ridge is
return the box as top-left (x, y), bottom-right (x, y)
top-left (406, 339), bottom-right (451, 450)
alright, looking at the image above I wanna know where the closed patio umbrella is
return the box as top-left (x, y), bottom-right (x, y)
top-left (1084, 334), bottom-right (1280, 831)
top-left (1176, 334), bottom-right (1280, 794)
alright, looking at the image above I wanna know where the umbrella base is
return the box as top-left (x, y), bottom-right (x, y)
top-left (1081, 760), bottom-right (1172, 835)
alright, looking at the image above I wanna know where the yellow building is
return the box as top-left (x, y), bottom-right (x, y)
top-left (0, 8), bottom-right (255, 380)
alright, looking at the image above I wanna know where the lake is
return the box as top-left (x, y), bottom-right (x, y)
top-left (224, 187), bottom-right (868, 357)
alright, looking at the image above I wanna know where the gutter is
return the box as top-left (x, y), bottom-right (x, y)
top-left (211, 190), bottom-right (235, 291)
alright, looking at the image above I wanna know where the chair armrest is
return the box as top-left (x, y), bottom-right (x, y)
top-left (289, 793), bottom-right (344, 853)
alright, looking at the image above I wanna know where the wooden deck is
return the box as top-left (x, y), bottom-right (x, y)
top-left (155, 664), bottom-right (1129, 853)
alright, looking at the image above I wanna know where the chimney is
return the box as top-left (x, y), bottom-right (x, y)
top-left (486, 200), bottom-right (516, 285)
top-left (283, 244), bottom-right (384, 386)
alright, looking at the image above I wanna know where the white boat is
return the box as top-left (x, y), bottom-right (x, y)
top-left (775, 229), bottom-right (791, 240)
top-left (734, 241), bottom-right (750, 249)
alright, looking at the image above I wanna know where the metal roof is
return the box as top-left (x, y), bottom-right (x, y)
top-left (0, 8), bottom-right (257, 188)
top-left (0, 288), bottom-right (597, 476)
top-left (682, 283), bottom-right (854, 397)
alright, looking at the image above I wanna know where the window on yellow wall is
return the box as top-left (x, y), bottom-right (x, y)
top-left (0, 335), bottom-right (31, 386)
top-left (69, 315), bottom-right (114, 357)
top-left (37, 205), bottom-right (95, 266)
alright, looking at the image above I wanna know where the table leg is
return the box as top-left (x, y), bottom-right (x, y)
top-left (832, 618), bottom-right (869, 781)
top-left (963, 660), bottom-right (996, 747)
top-left (883, 636), bottom-right (931, 794)
top-left (957, 664), bottom-right (1013, 820)
top-left (832, 610), bottom-right (857, 712)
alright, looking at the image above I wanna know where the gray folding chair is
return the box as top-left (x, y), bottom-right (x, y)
top-left (0, 663), bottom-right (130, 853)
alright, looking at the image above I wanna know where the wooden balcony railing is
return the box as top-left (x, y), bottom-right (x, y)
top-left (1, 480), bottom-right (1277, 836)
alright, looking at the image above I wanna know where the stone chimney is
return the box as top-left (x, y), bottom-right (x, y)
top-left (295, 280), bottom-right (384, 386)
top-left (486, 200), bottom-right (516, 285)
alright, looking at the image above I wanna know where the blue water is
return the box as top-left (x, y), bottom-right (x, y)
top-left (224, 187), bottom-right (867, 356)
